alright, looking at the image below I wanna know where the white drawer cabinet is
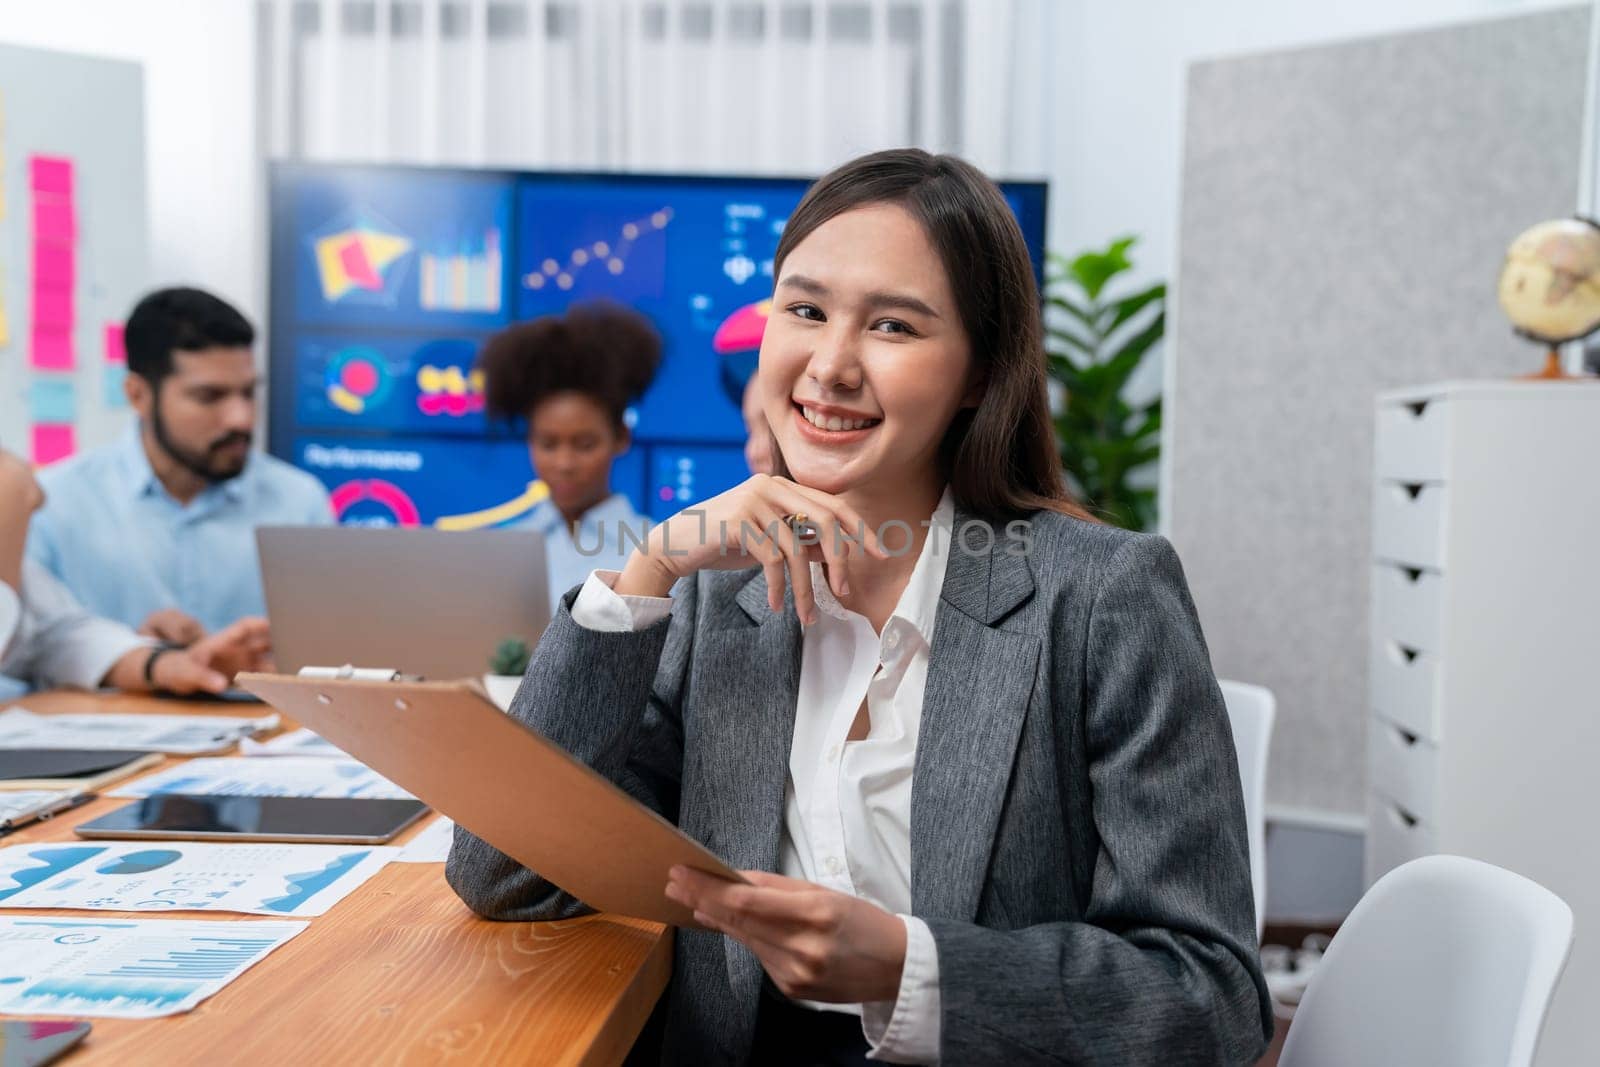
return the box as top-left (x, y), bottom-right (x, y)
top-left (1364, 382), bottom-right (1600, 1067)
top-left (1372, 396), bottom-right (1451, 482)
top-left (1371, 481), bottom-right (1448, 570)
top-left (1369, 563), bottom-right (1444, 654)
top-left (1368, 639), bottom-right (1441, 741)
top-left (1367, 792), bottom-right (1437, 876)
top-left (1367, 714), bottom-right (1439, 822)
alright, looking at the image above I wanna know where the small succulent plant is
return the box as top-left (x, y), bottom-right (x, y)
top-left (488, 637), bottom-right (532, 677)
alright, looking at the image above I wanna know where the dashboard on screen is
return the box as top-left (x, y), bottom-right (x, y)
top-left (267, 163), bottom-right (1048, 527)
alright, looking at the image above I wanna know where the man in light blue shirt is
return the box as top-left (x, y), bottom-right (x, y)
top-left (1, 448), bottom-right (273, 700)
top-left (27, 287), bottom-right (331, 640)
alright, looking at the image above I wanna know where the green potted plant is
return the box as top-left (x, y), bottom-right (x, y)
top-left (1044, 236), bottom-right (1164, 531)
top-left (483, 637), bottom-right (531, 711)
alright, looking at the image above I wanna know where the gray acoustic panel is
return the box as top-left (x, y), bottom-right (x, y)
top-left (1170, 8), bottom-right (1589, 814)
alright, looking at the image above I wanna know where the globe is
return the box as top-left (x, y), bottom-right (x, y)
top-left (1496, 217), bottom-right (1600, 376)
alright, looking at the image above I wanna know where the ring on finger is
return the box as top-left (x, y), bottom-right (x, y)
top-left (781, 511), bottom-right (816, 540)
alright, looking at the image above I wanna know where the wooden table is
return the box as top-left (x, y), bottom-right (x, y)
top-left (0, 691), bottom-right (672, 1065)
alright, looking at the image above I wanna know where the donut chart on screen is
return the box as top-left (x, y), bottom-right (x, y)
top-left (328, 479), bottom-right (422, 526)
top-left (712, 298), bottom-right (770, 406)
top-left (324, 346), bottom-right (392, 415)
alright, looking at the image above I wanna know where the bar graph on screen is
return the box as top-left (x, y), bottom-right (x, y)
top-left (419, 228), bottom-right (502, 313)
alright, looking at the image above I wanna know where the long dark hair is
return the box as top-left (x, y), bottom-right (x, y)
top-left (772, 149), bottom-right (1093, 522)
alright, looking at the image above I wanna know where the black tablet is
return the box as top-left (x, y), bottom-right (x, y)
top-left (160, 687), bottom-right (267, 704)
top-left (75, 793), bottom-right (429, 844)
top-left (0, 748), bottom-right (151, 780)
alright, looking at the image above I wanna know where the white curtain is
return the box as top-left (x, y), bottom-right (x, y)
top-left (259, 0), bottom-right (1051, 177)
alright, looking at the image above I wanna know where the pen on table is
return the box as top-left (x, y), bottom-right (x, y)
top-left (212, 722), bottom-right (268, 742)
top-left (41, 791), bottom-right (97, 820)
top-left (0, 792), bottom-right (96, 836)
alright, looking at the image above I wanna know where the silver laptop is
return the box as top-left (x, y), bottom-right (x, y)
top-left (257, 526), bottom-right (550, 680)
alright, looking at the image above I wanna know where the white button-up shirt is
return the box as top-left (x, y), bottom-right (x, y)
top-left (571, 488), bottom-right (955, 1064)
top-left (0, 560), bottom-right (150, 700)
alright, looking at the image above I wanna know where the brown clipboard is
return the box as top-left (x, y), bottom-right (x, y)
top-left (236, 672), bottom-right (742, 925)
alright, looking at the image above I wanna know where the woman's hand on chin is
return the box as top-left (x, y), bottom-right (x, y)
top-left (665, 866), bottom-right (908, 1004)
top-left (615, 474), bottom-right (888, 624)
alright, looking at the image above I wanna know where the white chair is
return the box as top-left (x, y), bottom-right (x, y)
top-left (1279, 854), bottom-right (1574, 1067)
top-left (1219, 679), bottom-right (1274, 939)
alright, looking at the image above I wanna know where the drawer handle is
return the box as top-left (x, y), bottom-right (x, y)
top-left (1385, 641), bottom-right (1421, 665)
top-left (1380, 483), bottom-right (1428, 504)
top-left (1386, 722), bottom-right (1419, 748)
top-left (1400, 566), bottom-right (1423, 584)
top-left (1403, 401), bottom-right (1430, 418)
top-left (1387, 802), bottom-right (1420, 829)
top-left (1382, 483), bottom-right (1420, 505)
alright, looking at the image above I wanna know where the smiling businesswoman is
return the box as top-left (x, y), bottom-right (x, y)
top-left (447, 149), bottom-right (1271, 1066)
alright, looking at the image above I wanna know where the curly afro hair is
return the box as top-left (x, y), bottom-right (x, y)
top-left (478, 301), bottom-right (662, 429)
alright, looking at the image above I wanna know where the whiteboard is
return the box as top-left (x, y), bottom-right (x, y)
top-left (0, 42), bottom-right (148, 463)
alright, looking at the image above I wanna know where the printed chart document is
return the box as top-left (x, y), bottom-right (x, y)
top-left (239, 728), bottom-right (345, 758)
top-left (110, 758), bottom-right (413, 800)
top-left (0, 842), bottom-right (397, 916)
top-left (0, 917), bottom-right (305, 1018)
top-left (0, 709), bottom-right (278, 755)
top-left (396, 817), bottom-right (455, 863)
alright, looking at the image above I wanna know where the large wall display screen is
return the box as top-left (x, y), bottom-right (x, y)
top-left (268, 164), bottom-right (1047, 526)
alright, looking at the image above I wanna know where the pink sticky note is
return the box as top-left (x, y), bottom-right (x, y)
top-left (32, 286), bottom-right (74, 329)
top-left (31, 424), bottom-right (76, 466)
top-left (32, 198), bottom-right (76, 243)
top-left (33, 243), bottom-right (75, 289)
top-left (30, 326), bottom-right (75, 371)
top-left (105, 323), bottom-right (126, 363)
top-left (29, 156), bottom-right (75, 196)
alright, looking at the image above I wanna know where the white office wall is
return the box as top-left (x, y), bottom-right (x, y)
top-left (0, 0), bottom-right (262, 326)
top-left (1044, 0), bottom-right (1579, 282)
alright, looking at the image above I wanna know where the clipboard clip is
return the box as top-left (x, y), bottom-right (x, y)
top-left (297, 665), bottom-right (422, 682)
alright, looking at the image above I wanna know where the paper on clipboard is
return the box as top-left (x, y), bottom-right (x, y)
top-left (236, 673), bottom-right (742, 926)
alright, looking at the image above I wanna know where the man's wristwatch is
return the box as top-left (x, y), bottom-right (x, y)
top-left (143, 643), bottom-right (181, 687)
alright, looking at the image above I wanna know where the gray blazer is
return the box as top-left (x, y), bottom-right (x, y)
top-left (447, 507), bottom-right (1273, 1065)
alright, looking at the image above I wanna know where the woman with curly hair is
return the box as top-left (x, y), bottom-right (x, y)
top-left (478, 302), bottom-right (661, 613)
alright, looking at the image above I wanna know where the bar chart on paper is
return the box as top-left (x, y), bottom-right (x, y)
top-left (0, 918), bottom-right (306, 1018)
top-left (110, 757), bottom-right (413, 799)
top-left (0, 842), bottom-right (399, 916)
